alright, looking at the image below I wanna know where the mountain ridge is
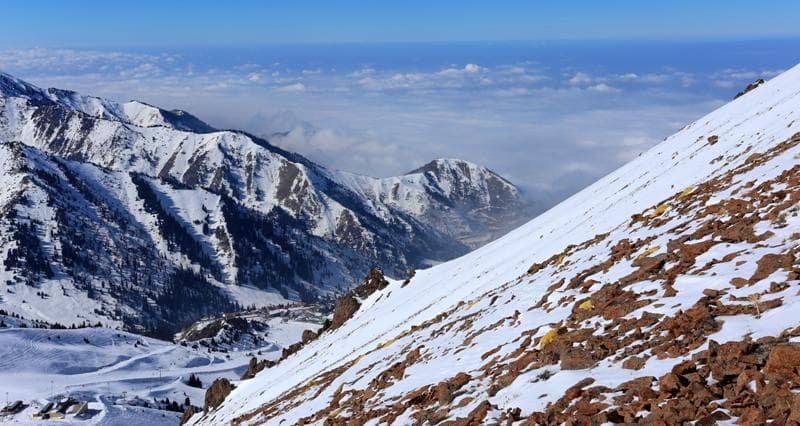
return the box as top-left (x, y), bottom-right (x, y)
top-left (0, 71), bottom-right (534, 336)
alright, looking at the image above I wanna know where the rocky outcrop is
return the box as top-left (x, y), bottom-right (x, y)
top-left (735, 78), bottom-right (766, 99)
top-left (528, 335), bottom-right (800, 424)
top-left (203, 378), bottom-right (235, 414)
top-left (179, 405), bottom-right (196, 425)
top-left (240, 357), bottom-right (276, 380)
top-left (301, 329), bottom-right (317, 344)
top-left (327, 268), bottom-right (389, 331)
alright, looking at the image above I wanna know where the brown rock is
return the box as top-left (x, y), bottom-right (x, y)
top-left (328, 268), bottom-right (390, 331)
top-left (329, 294), bottom-right (361, 331)
top-left (446, 400), bottom-right (491, 426)
top-left (301, 329), bottom-right (317, 344)
top-left (696, 410), bottom-right (730, 426)
top-left (750, 252), bottom-right (795, 283)
top-left (737, 407), bottom-right (765, 425)
top-left (671, 359), bottom-right (696, 375)
top-left (789, 394), bottom-right (800, 422)
top-left (179, 405), bottom-right (196, 425)
top-left (560, 348), bottom-right (596, 370)
top-left (622, 356), bottom-right (646, 370)
top-left (204, 378), bottom-right (235, 414)
top-left (434, 372), bottom-right (471, 405)
top-left (764, 344), bottom-right (800, 376)
top-left (734, 369), bottom-right (763, 393)
top-left (353, 267), bottom-right (390, 298)
top-left (710, 341), bottom-right (750, 380)
top-left (730, 277), bottom-right (748, 288)
top-left (281, 342), bottom-right (303, 359)
top-left (616, 376), bottom-right (654, 393)
top-left (659, 373), bottom-right (682, 393)
top-left (240, 356), bottom-right (276, 380)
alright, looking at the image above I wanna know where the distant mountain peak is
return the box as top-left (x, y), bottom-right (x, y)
top-left (0, 72), bottom-right (535, 336)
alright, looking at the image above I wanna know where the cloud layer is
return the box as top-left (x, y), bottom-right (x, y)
top-left (0, 42), bottom-right (794, 206)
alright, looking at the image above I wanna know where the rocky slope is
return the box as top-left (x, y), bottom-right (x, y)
top-left (191, 64), bottom-right (800, 425)
top-left (0, 72), bottom-right (532, 337)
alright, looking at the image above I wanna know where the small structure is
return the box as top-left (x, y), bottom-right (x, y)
top-left (48, 410), bottom-right (65, 419)
top-left (1, 400), bottom-right (25, 414)
top-left (34, 402), bottom-right (54, 418)
top-left (67, 401), bottom-right (88, 416)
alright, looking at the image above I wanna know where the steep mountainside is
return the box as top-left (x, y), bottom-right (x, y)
top-left (0, 72), bottom-right (532, 337)
top-left (194, 64), bottom-right (800, 425)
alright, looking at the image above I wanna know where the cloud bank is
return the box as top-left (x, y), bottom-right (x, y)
top-left (0, 42), bottom-right (794, 206)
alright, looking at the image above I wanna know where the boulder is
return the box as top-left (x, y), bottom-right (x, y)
top-left (179, 405), bottom-right (196, 425)
top-left (204, 378), bottom-right (234, 414)
top-left (301, 329), bottom-right (317, 344)
top-left (764, 344), bottom-right (800, 377)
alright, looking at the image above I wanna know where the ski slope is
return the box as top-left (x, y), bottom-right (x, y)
top-left (0, 314), bottom-right (320, 425)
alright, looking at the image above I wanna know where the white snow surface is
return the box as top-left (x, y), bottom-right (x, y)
top-left (193, 64), bottom-right (800, 425)
top-left (0, 315), bottom-right (320, 425)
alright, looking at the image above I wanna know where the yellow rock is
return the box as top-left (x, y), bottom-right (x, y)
top-left (636, 245), bottom-right (661, 261)
top-left (651, 203), bottom-right (668, 217)
top-left (578, 300), bottom-right (593, 310)
top-left (678, 186), bottom-right (695, 199)
top-left (539, 327), bottom-right (559, 349)
top-left (377, 336), bottom-right (398, 349)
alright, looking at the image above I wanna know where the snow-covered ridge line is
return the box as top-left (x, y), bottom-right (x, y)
top-left (0, 71), bottom-right (533, 336)
top-left (0, 71), bottom-right (215, 132)
top-left (194, 64), bottom-right (800, 424)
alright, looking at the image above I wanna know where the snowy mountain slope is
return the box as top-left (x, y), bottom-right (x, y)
top-left (194, 64), bottom-right (800, 425)
top-left (332, 158), bottom-right (525, 248)
top-left (0, 71), bottom-right (533, 336)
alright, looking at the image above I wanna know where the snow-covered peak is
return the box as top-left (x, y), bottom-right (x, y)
top-left (0, 71), bottom-right (50, 102)
top-left (0, 71), bottom-right (215, 133)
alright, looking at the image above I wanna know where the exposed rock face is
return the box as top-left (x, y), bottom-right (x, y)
top-left (301, 329), bottom-right (317, 344)
top-left (240, 357), bottom-right (276, 380)
top-left (329, 295), bottom-right (361, 331)
top-left (204, 378), bottom-right (234, 414)
top-left (735, 78), bottom-right (766, 99)
top-left (179, 405), bottom-right (196, 425)
top-left (528, 336), bottom-right (800, 424)
top-left (327, 268), bottom-right (390, 331)
top-left (352, 267), bottom-right (390, 298)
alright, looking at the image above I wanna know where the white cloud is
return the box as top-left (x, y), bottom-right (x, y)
top-left (464, 63), bottom-right (481, 73)
top-left (568, 72), bottom-right (593, 86)
top-left (275, 82), bottom-right (306, 93)
top-left (348, 68), bottom-right (375, 78)
top-left (588, 83), bottom-right (618, 93)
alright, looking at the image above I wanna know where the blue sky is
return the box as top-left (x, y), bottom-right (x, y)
top-left (1, 4), bottom-right (799, 204)
top-left (3, 1), bottom-right (800, 46)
